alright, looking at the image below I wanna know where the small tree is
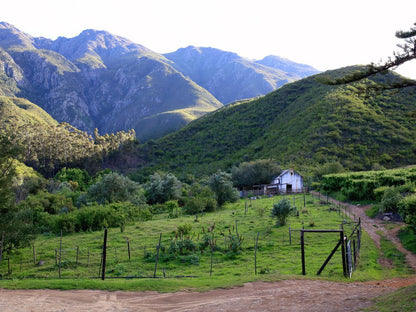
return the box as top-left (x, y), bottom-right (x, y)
top-left (87, 172), bottom-right (144, 204)
top-left (271, 198), bottom-right (293, 226)
top-left (144, 172), bottom-right (182, 205)
top-left (55, 167), bottom-right (92, 191)
top-left (208, 170), bottom-right (239, 207)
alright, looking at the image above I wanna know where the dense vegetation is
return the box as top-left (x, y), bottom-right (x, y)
top-left (1, 195), bottom-right (412, 286)
top-left (320, 167), bottom-right (416, 231)
top-left (0, 96), bottom-right (137, 176)
top-left (133, 67), bottom-right (416, 179)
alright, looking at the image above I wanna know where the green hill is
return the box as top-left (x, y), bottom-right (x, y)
top-left (135, 66), bottom-right (416, 178)
top-left (0, 96), bottom-right (136, 176)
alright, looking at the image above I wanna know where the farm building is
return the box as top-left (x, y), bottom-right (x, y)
top-left (271, 169), bottom-right (304, 193)
top-left (239, 169), bottom-right (305, 197)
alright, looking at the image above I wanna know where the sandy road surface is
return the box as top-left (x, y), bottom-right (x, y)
top-left (0, 279), bottom-right (399, 312)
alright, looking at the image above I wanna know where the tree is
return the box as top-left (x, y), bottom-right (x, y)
top-left (55, 167), bottom-right (92, 191)
top-left (87, 172), bottom-right (144, 204)
top-left (271, 198), bottom-right (293, 226)
top-left (231, 159), bottom-right (281, 188)
top-left (0, 134), bottom-right (18, 212)
top-left (144, 172), bottom-right (182, 205)
top-left (0, 133), bottom-right (35, 251)
top-left (320, 22), bottom-right (416, 90)
top-left (208, 170), bottom-right (239, 207)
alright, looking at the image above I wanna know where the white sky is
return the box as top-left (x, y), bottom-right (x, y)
top-left (2, 0), bottom-right (416, 78)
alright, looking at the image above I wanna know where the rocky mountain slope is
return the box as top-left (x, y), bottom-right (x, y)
top-left (0, 22), bottom-right (222, 141)
top-left (0, 22), bottom-right (319, 141)
top-left (164, 46), bottom-right (319, 103)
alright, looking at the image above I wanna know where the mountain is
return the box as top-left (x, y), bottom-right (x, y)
top-left (255, 55), bottom-right (319, 78)
top-left (0, 22), bottom-right (222, 141)
top-left (133, 66), bottom-right (416, 177)
top-left (164, 46), bottom-right (319, 104)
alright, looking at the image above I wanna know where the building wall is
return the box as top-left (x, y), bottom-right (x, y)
top-left (274, 170), bottom-right (303, 192)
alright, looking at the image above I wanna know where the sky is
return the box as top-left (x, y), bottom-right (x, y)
top-left (2, 0), bottom-right (416, 78)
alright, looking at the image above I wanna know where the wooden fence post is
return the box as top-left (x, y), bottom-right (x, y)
top-left (301, 230), bottom-right (305, 275)
top-left (0, 231), bottom-right (4, 265)
top-left (254, 232), bottom-right (259, 275)
top-left (154, 233), bottom-right (162, 278)
top-left (102, 228), bottom-right (108, 280)
top-left (210, 231), bottom-right (214, 277)
top-left (127, 238), bottom-right (131, 261)
top-left (33, 243), bottom-right (36, 264)
top-left (235, 220), bottom-right (239, 241)
top-left (340, 231), bottom-right (347, 277)
top-left (59, 230), bottom-right (62, 279)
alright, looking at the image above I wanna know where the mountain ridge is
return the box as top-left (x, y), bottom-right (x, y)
top-left (0, 22), bottom-right (223, 140)
top-left (164, 45), bottom-right (319, 103)
top-left (0, 21), bottom-right (320, 141)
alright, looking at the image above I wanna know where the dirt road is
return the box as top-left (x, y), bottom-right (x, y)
top-left (0, 280), bottom-right (398, 312)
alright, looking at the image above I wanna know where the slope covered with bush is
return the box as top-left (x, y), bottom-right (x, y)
top-left (136, 66), bottom-right (416, 177)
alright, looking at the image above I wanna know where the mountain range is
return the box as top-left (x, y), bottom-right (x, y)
top-left (0, 22), bottom-right (318, 141)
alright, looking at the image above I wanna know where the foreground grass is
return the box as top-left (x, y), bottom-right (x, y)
top-left (364, 284), bottom-right (416, 312)
top-left (0, 194), bottom-right (413, 291)
top-left (399, 227), bottom-right (416, 254)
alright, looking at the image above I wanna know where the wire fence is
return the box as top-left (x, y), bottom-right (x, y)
top-left (0, 193), bottom-right (361, 280)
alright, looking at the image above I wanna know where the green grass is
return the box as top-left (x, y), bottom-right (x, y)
top-left (0, 195), bottom-right (412, 291)
top-left (377, 231), bottom-right (414, 277)
top-left (398, 227), bottom-right (416, 253)
top-left (364, 284), bottom-right (416, 312)
top-left (365, 205), bottom-right (380, 218)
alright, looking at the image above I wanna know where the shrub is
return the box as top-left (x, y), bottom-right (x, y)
top-left (144, 172), bottom-right (182, 205)
top-left (165, 200), bottom-right (180, 218)
top-left (87, 172), bottom-right (144, 205)
top-left (176, 223), bottom-right (192, 236)
top-left (381, 187), bottom-right (402, 213)
top-left (208, 170), bottom-right (239, 207)
top-left (183, 196), bottom-right (217, 215)
top-left (271, 198), bottom-right (293, 226)
top-left (398, 195), bottom-right (416, 233)
top-left (55, 167), bottom-right (92, 191)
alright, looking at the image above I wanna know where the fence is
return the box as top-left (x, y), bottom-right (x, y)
top-left (0, 193), bottom-right (361, 280)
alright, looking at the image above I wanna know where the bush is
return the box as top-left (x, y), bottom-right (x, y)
top-left (381, 187), bottom-right (402, 213)
top-left (271, 198), bottom-right (293, 226)
top-left (144, 172), bottom-right (182, 205)
top-left (176, 224), bottom-right (192, 236)
top-left (55, 167), bottom-right (92, 191)
top-left (208, 170), bottom-right (239, 207)
top-left (87, 172), bottom-right (144, 205)
top-left (398, 195), bottom-right (416, 233)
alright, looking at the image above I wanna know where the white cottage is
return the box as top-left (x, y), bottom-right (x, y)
top-left (271, 169), bottom-right (303, 193)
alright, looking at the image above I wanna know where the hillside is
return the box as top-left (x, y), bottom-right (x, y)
top-left (0, 22), bottom-right (222, 141)
top-left (0, 96), bottom-right (137, 176)
top-left (164, 46), bottom-right (319, 104)
top-left (134, 66), bottom-right (416, 178)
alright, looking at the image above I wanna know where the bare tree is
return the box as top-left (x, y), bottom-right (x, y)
top-left (320, 22), bottom-right (416, 90)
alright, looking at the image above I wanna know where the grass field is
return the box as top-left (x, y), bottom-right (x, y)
top-left (0, 194), bottom-right (413, 291)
